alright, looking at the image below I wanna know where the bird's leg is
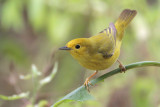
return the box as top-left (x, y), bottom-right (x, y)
top-left (84, 70), bottom-right (98, 92)
top-left (117, 59), bottom-right (126, 73)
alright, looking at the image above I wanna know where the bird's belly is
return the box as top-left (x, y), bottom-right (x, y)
top-left (79, 50), bottom-right (120, 70)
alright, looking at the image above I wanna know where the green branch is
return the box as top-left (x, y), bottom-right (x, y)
top-left (51, 61), bottom-right (160, 107)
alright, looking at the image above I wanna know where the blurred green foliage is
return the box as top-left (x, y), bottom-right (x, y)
top-left (0, 0), bottom-right (160, 107)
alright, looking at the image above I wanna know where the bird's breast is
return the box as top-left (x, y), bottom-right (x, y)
top-left (77, 48), bottom-right (120, 70)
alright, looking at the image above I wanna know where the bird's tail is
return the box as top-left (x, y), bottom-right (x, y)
top-left (115, 9), bottom-right (137, 40)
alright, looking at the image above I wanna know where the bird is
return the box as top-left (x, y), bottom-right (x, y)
top-left (59, 9), bottom-right (137, 92)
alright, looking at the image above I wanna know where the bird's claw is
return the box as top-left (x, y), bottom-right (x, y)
top-left (119, 64), bottom-right (126, 73)
top-left (84, 78), bottom-right (92, 92)
top-left (83, 71), bottom-right (98, 92)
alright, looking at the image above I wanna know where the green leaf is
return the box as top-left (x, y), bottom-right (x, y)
top-left (52, 86), bottom-right (94, 107)
top-left (0, 92), bottom-right (29, 100)
top-left (19, 74), bottom-right (32, 80)
top-left (28, 0), bottom-right (47, 30)
top-left (51, 61), bottom-right (160, 107)
top-left (37, 100), bottom-right (49, 107)
top-left (19, 64), bottom-right (44, 80)
top-left (32, 64), bottom-right (41, 77)
top-left (40, 62), bottom-right (58, 86)
top-left (1, 0), bottom-right (23, 30)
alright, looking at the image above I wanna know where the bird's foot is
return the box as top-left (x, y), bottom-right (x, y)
top-left (119, 63), bottom-right (126, 73)
top-left (84, 78), bottom-right (93, 92)
top-left (117, 59), bottom-right (126, 73)
top-left (83, 70), bottom-right (98, 92)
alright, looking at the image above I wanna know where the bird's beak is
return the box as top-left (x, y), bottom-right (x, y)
top-left (59, 46), bottom-right (71, 50)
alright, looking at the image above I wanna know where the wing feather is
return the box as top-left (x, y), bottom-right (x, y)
top-left (98, 23), bottom-right (117, 58)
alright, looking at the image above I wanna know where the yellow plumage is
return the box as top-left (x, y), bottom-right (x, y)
top-left (59, 9), bottom-right (137, 91)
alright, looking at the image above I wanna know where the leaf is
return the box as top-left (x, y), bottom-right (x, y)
top-left (52, 86), bottom-right (94, 107)
top-left (0, 92), bottom-right (29, 100)
top-left (40, 62), bottom-right (58, 86)
top-left (32, 64), bottom-right (41, 77)
top-left (28, 0), bottom-right (46, 30)
top-left (51, 61), bottom-right (160, 107)
top-left (1, 0), bottom-right (23, 30)
top-left (37, 100), bottom-right (49, 107)
top-left (19, 64), bottom-right (43, 80)
top-left (19, 74), bottom-right (32, 80)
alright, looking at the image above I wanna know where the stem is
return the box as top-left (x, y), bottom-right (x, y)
top-left (52, 61), bottom-right (160, 107)
top-left (91, 61), bottom-right (160, 85)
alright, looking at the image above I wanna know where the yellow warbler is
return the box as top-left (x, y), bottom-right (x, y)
top-left (59, 9), bottom-right (137, 91)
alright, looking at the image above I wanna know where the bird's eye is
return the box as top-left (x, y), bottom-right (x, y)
top-left (75, 44), bottom-right (80, 49)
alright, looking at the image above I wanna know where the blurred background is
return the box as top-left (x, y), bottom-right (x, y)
top-left (0, 0), bottom-right (160, 107)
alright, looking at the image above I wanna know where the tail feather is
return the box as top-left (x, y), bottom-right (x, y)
top-left (115, 9), bottom-right (137, 40)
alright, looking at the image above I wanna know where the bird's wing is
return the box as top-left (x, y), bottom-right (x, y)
top-left (98, 23), bottom-right (117, 58)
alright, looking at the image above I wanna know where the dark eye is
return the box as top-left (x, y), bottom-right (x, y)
top-left (75, 44), bottom-right (80, 49)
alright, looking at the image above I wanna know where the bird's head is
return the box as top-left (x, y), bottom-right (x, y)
top-left (59, 38), bottom-right (91, 59)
